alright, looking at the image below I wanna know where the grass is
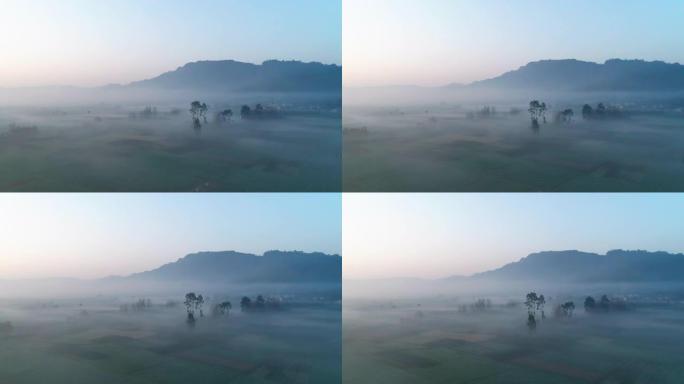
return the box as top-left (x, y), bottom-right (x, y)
top-left (343, 106), bottom-right (684, 192)
top-left (343, 298), bottom-right (684, 383)
top-left (0, 106), bottom-right (341, 192)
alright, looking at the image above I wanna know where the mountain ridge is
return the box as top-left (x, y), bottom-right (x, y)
top-left (469, 58), bottom-right (684, 91)
top-left (463, 249), bottom-right (684, 283)
top-left (123, 250), bottom-right (341, 284)
top-left (128, 59), bottom-right (341, 93)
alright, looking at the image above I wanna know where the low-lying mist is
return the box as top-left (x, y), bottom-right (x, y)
top-left (344, 87), bottom-right (684, 192)
top-left (0, 88), bottom-right (341, 192)
top-left (344, 275), bottom-right (684, 383)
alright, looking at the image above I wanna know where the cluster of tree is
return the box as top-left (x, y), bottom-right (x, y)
top-left (120, 298), bottom-right (153, 313)
top-left (466, 106), bottom-right (497, 119)
top-left (240, 104), bottom-right (280, 120)
top-left (188, 101), bottom-right (281, 132)
top-left (215, 109), bottom-right (234, 124)
top-left (553, 109), bottom-right (575, 124)
top-left (184, 292), bottom-right (205, 323)
top-left (129, 106), bottom-right (159, 119)
top-left (240, 295), bottom-right (282, 312)
top-left (458, 298), bottom-right (493, 313)
top-left (553, 301), bottom-right (576, 318)
top-left (524, 292), bottom-right (547, 330)
top-left (528, 100), bottom-right (548, 130)
top-left (190, 101), bottom-right (209, 133)
top-left (210, 301), bottom-right (232, 317)
top-left (584, 295), bottom-right (628, 313)
top-left (581, 103), bottom-right (623, 120)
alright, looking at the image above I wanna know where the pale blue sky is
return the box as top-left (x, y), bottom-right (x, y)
top-left (0, 194), bottom-right (341, 279)
top-left (345, 194), bottom-right (684, 279)
top-left (345, 0), bottom-right (684, 86)
top-left (0, 0), bottom-right (341, 87)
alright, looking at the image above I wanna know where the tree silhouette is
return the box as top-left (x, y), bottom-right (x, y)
top-left (241, 105), bottom-right (251, 119)
top-left (596, 103), bottom-right (607, 116)
top-left (537, 294), bottom-right (546, 319)
top-left (240, 296), bottom-right (252, 311)
top-left (560, 301), bottom-right (575, 317)
top-left (190, 101), bottom-right (206, 134)
top-left (562, 109), bottom-right (574, 123)
top-left (528, 100), bottom-right (548, 131)
top-left (256, 294), bottom-right (266, 308)
top-left (200, 103), bottom-right (208, 123)
top-left (582, 104), bottom-right (593, 119)
top-left (184, 292), bottom-right (199, 323)
top-left (215, 301), bottom-right (232, 316)
top-left (217, 109), bottom-right (233, 124)
top-left (584, 296), bottom-right (596, 312)
top-left (190, 101), bottom-right (202, 120)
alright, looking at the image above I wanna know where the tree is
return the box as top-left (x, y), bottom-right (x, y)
top-left (214, 301), bottom-right (232, 316)
top-left (525, 292), bottom-right (539, 316)
top-left (528, 100), bottom-right (548, 130)
top-left (241, 105), bottom-right (251, 119)
top-left (256, 294), bottom-right (266, 308)
top-left (190, 101), bottom-right (202, 120)
top-left (184, 292), bottom-right (198, 323)
top-left (537, 294), bottom-right (546, 319)
top-left (190, 101), bottom-right (205, 134)
top-left (240, 296), bottom-right (252, 311)
top-left (525, 292), bottom-right (547, 329)
top-left (562, 109), bottom-right (574, 123)
top-left (217, 109), bottom-right (233, 124)
top-left (200, 103), bottom-right (208, 123)
top-left (528, 100), bottom-right (542, 125)
top-left (196, 294), bottom-right (205, 317)
top-left (596, 103), bottom-right (607, 116)
top-left (584, 296), bottom-right (596, 312)
top-left (582, 104), bottom-right (593, 119)
top-left (255, 104), bottom-right (264, 116)
top-left (560, 302), bottom-right (575, 317)
top-left (599, 294), bottom-right (611, 310)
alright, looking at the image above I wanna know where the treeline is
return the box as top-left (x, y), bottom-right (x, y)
top-left (524, 291), bottom-right (629, 331)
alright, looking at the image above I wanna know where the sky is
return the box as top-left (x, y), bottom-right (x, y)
top-left (344, 0), bottom-right (684, 87)
top-left (344, 194), bottom-right (684, 280)
top-left (0, 0), bottom-right (341, 87)
top-left (0, 194), bottom-right (341, 280)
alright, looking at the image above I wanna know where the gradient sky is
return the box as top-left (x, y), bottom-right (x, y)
top-left (0, 194), bottom-right (341, 280)
top-left (0, 0), bottom-right (341, 87)
top-left (344, 0), bottom-right (684, 87)
top-left (344, 194), bottom-right (684, 280)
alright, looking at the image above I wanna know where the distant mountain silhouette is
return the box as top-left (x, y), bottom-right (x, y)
top-left (129, 60), bottom-right (341, 93)
top-left (470, 250), bottom-right (684, 283)
top-left (126, 250), bottom-right (341, 284)
top-left (470, 59), bottom-right (684, 91)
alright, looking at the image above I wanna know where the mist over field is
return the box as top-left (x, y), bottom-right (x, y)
top-left (0, 60), bottom-right (342, 192)
top-left (344, 250), bottom-right (684, 383)
top-left (0, 250), bottom-right (342, 384)
top-left (344, 59), bottom-right (684, 192)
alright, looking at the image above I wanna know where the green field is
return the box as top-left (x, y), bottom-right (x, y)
top-left (344, 296), bottom-right (684, 384)
top-left (0, 296), bottom-right (341, 384)
top-left (0, 105), bottom-right (341, 192)
top-left (344, 105), bottom-right (684, 191)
